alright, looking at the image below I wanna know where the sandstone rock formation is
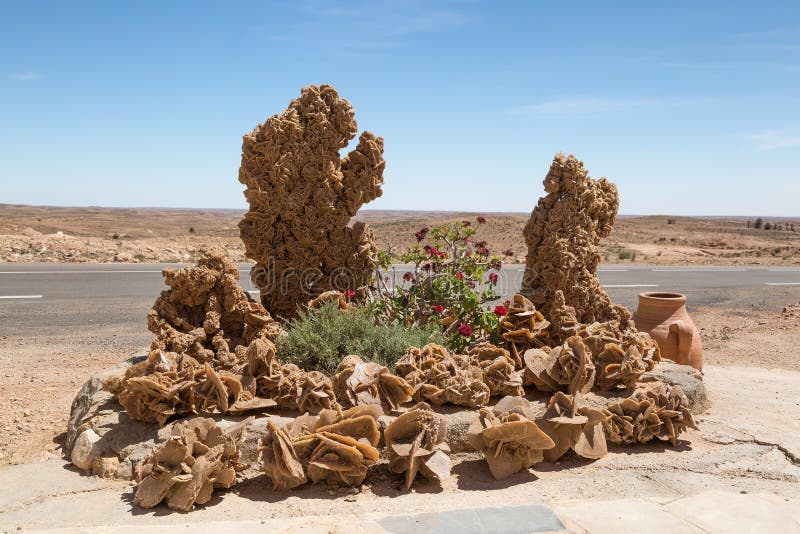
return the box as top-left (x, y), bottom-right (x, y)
top-left (520, 153), bottom-right (628, 326)
top-left (604, 382), bottom-right (697, 446)
top-left (395, 344), bottom-right (490, 408)
top-left (238, 84), bottom-right (385, 318)
top-left (468, 396), bottom-right (554, 480)
top-left (133, 417), bottom-right (246, 511)
top-left (523, 336), bottom-right (596, 395)
top-left (106, 254), bottom-right (351, 424)
top-left (384, 402), bottom-right (451, 489)
top-left (259, 405), bottom-right (383, 489)
top-left (332, 354), bottom-right (413, 411)
top-left (147, 251), bottom-right (281, 367)
top-left (498, 294), bottom-right (551, 366)
top-left (535, 392), bottom-right (609, 462)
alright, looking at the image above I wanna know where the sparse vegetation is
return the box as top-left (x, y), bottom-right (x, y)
top-left (133, 253), bottom-right (146, 262)
top-left (276, 301), bottom-right (445, 374)
top-left (189, 226), bottom-right (195, 234)
top-left (618, 249), bottom-right (638, 261)
top-left (112, 233), bottom-right (120, 240)
top-left (754, 217), bottom-right (763, 229)
top-left (667, 218), bottom-right (676, 225)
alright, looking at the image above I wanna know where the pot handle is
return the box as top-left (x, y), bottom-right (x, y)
top-left (668, 320), bottom-right (693, 360)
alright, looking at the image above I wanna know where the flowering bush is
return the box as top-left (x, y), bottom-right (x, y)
top-left (369, 218), bottom-right (505, 352)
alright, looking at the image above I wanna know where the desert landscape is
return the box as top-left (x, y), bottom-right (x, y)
top-left (1, 204), bottom-right (799, 265)
top-left (4, 2), bottom-right (800, 528)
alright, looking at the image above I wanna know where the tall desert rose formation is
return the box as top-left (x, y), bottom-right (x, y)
top-left (238, 84), bottom-right (386, 318)
top-left (521, 153), bottom-right (631, 326)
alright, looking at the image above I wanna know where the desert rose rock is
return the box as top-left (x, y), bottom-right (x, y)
top-left (521, 153), bottom-right (629, 326)
top-left (238, 84), bottom-right (386, 318)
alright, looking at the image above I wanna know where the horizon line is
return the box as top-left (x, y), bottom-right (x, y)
top-left (0, 203), bottom-right (798, 220)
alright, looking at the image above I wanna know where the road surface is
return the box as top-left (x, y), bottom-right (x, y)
top-left (1, 263), bottom-right (799, 337)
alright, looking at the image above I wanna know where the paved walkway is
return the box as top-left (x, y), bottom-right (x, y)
top-left (15, 490), bottom-right (800, 533)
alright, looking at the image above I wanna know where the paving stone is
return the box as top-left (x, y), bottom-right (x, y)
top-left (663, 490), bottom-right (800, 533)
top-left (379, 504), bottom-right (565, 534)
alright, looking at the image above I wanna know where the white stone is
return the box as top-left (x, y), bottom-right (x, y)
top-left (71, 428), bottom-right (101, 471)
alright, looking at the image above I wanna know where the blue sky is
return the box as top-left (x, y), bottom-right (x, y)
top-left (2, 1), bottom-right (798, 216)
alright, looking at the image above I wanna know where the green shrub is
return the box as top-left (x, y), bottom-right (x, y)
top-left (617, 249), bottom-right (637, 261)
top-left (276, 301), bottom-right (445, 374)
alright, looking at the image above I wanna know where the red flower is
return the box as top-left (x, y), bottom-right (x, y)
top-left (488, 272), bottom-right (498, 284)
top-left (429, 247), bottom-right (440, 256)
top-left (432, 305), bottom-right (444, 313)
top-left (467, 280), bottom-right (476, 289)
top-left (462, 220), bottom-right (471, 227)
top-left (437, 251), bottom-right (446, 259)
top-left (456, 271), bottom-right (464, 279)
top-left (423, 245), bottom-right (432, 253)
top-left (476, 216), bottom-right (486, 224)
top-left (458, 323), bottom-right (472, 337)
top-left (493, 260), bottom-right (503, 270)
top-left (345, 290), bottom-right (356, 298)
top-left (494, 305), bottom-right (508, 316)
top-left (415, 227), bottom-right (429, 242)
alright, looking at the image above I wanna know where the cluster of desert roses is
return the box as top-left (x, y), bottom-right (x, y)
top-left (97, 84), bottom-right (698, 512)
top-left (107, 251), bottom-right (695, 511)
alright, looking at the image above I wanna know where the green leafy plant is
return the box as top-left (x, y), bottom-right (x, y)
top-left (369, 218), bottom-right (509, 352)
top-left (276, 301), bottom-right (444, 374)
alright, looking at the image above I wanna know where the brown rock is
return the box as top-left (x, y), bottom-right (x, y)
top-left (238, 85), bottom-right (385, 318)
top-left (520, 153), bottom-right (627, 326)
top-left (467, 396), bottom-right (554, 480)
top-left (133, 417), bottom-right (245, 511)
top-left (384, 402), bottom-right (450, 489)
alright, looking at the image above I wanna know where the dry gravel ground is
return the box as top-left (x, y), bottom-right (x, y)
top-left (2, 205), bottom-right (799, 265)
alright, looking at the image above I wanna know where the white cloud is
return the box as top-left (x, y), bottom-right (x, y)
top-left (514, 96), bottom-right (692, 116)
top-left (742, 130), bottom-right (800, 150)
top-left (10, 72), bottom-right (42, 81)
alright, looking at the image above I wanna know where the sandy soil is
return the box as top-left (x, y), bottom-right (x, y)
top-left (2, 205), bottom-right (799, 265)
top-left (0, 299), bottom-right (798, 468)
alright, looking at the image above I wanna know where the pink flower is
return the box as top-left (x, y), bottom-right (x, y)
top-left (488, 272), bottom-right (498, 284)
top-left (432, 305), bottom-right (444, 313)
top-left (476, 216), bottom-right (486, 224)
top-left (345, 290), bottom-right (356, 298)
top-left (456, 272), bottom-right (464, 280)
top-left (494, 305), bottom-right (508, 317)
top-left (458, 323), bottom-right (472, 337)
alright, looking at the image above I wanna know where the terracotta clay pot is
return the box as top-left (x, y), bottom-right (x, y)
top-left (632, 292), bottom-right (703, 370)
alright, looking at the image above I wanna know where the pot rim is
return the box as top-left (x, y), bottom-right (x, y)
top-left (638, 291), bottom-right (687, 303)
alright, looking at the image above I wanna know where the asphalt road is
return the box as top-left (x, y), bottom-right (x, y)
top-left (1, 263), bottom-right (799, 336)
